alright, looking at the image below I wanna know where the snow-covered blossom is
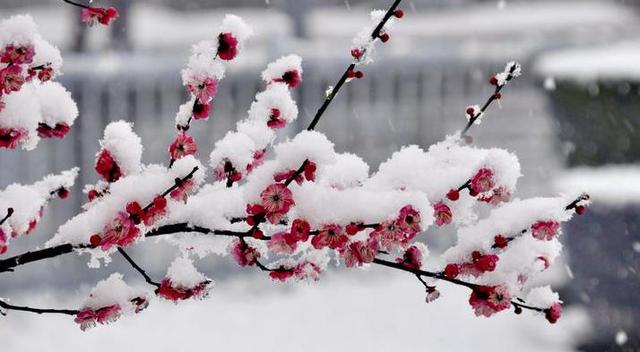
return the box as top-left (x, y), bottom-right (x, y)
top-left (433, 201), bottom-right (452, 226)
top-left (259, 183), bottom-right (295, 224)
top-left (229, 238), bottom-right (260, 267)
top-left (350, 10), bottom-right (397, 65)
top-left (74, 274), bottom-right (147, 331)
top-left (94, 121), bottom-right (142, 182)
top-left (396, 243), bottom-right (428, 270)
top-left (342, 238), bottom-right (379, 267)
top-left (80, 7), bottom-right (119, 27)
top-left (248, 83), bottom-right (298, 129)
top-left (261, 55), bottom-right (303, 88)
top-left (469, 285), bottom-right (512, 317)
top-left (311, 224), bottom-right (348, 251)
top-left (157, 257), bottom-right (212, 301)
top-left (216, 15), bottom-right (253, 61)
top-left (169, 131), bottom-right (197, 161)
top-left (530, 220), bottom-right (560, 241)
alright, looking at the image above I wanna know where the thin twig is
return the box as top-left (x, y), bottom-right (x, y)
top-left (117, 248), bottom-right (160, 288)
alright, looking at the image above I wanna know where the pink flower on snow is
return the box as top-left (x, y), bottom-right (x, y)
top-left (37, 66), bottom-right (53, 82)
top-left (290, 218), bottom-right (310, 242)
top-left (169, 178), bottom-right (196, 202)
top-left (469, 285), bottom-right (512, 317)
top-left (273, 70), bottom-right (302, 89)
top-left (267, 108), bottom-right (287, 129)
top-left (169, 132), bottom-right (197, 161)
top-left (0, 127), bottom-right (27, 149)
top-left (531, 220), bottom-right (560, 241)
top-left (478, 186), bottom-right (511, 206)
top-left (0, 65), bottom-right (25, 94)
top-left (246, 149), bottom-right (266, 174)
top-left (230, 239), bottom-right (260, 267)
top-left (99, 211), bottom-right (140, 250)
top-left (0, 44), bottom-right (35, 65)
top-left (343, 238), bottom-right (379, 267)
top-left (396, 245), bottom-right (424, 270)
top-left (545, 302), bottom-right (562, 324)
top-left (80, 7), bottom-right (119, 27)
top-left (371, 220), bottom-right (405, 252)
top-left (0, 228), bottom-right (7, 255)
top-left (157, 278), bottom-right (211, 301)
top-left (74, 304), bottom-right (121, 331)
top-left (193, 100), bottom-right (211, 120)
top-left (470, 168), bottom-right (495, 194)
top-left (217, 33), bottom-right (239, 61)
top-left (187, 77), bottom-right (218, 104)
top-left (396, 205), bottom-right (421, 239)
top-left (267, 231), bottom-right (298, 255)
top-left (260, 183), bottom-right (295, 224)
top-left (311, 224), bottom-right (349, 251)
top-left (433, 201), bottom-right (452, 227)
top-left (37, 123), bottom-right (70, 139)
top-left (95, 149), bottom-right (122, 183)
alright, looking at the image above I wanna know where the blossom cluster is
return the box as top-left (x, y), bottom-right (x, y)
top-left (0, 168), bottom-right (78, 254)
top-left (0, 15), bottom-right (77, 150)
top-left (0, 7), bottom-right (589, 331)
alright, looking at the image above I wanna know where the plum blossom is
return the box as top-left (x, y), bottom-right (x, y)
top-left (273, 70), bottom-right (302, 89)
top-left (0, 228), bottom-right (7, 255)
top-left (267, 231), bottom-right (298, 255)
top-left (192, 100), bottom-right (211, 120)
top-left (260, 183), bottom-right (295, 224)
top-left (371, 220), bottom-right (405, 252)
top-left (531, 220), bottom-right (560, 241)
top-left (74, 304), bottom-right (121, 331)
top-left (169, 178), bottom-right (196, 202)
top-left (0, 44), bottom-right (35, 65)
top-left (545, 302), bottom-right (562, 324)
top-left (457, 251), bottom-right (499, 277)
top-left (425, 286), bottom-right (440, 303)
top-left (469, 285), bottom-right (512, 317)
top-left (95, 149), bottom-right (122, 183)
top-left (433, 201), bottom-right (452, 226)
top-left (169, 132), bottom-right (197, 161)
top-left (157, 279), bottom-right (211, 302)
top-left (290, 219), bottom-right (310, 242)
top-left (0, 65), bottom-right (25, 94)
top-left (98, 211), bottom-right (140, 250)
top-left (343, 238), bottom-right (379, 267)
top-left (311, 224), bottom-right (349, 251)
top-left (396, 245), bottom-right (424, 270)
top-left (36, 122), bottom-right (70, 139)
top-left (80, 7), bottom-right (119, 27)
top-left (187, 77), bottom-right (218, 104)
top-left (479, 186), bottom-right (511, 205)
top-left (0, 127), bottom-right (27, 149)
top-left (470, 168), bottom-right (495, 194)
top-left (396, 205), bottom-right (421, 239)
top-left (230, 239), bottom-right (260, 267)
top-left (217, 33), bottom-right (239, 60)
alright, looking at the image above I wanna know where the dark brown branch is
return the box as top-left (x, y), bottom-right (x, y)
top-left (0, 208), bottom-right (13, 226)
top-left (372, 258), bottom-right (544, 314)
top-left (117, 248), bottom-right (160, 288)
top-left (61, 0), bottom-right (89, 9)
top-left (461, 62), bottom-right (519, 136)
top-left (0, 299), bottom-right (78, 316)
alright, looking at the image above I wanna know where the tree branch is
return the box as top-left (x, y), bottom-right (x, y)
top-left (0, 207), bottom-right (13, 226)
top-left (117, 248), bottom-right (160, 288)
top-left (0, 299), bottom-right (78, 316)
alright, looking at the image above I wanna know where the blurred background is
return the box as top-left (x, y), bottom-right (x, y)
top-left (0, 0), bottom-right (639, 351)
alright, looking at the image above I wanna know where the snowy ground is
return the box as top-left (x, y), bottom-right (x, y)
top-left (0, 269), bottom-right (589, 352)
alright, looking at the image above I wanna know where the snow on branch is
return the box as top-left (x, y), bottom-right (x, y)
top-left (0, 0), bottom-right (591, 331)
top-left (0, 15), bottom-right (77, 150)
